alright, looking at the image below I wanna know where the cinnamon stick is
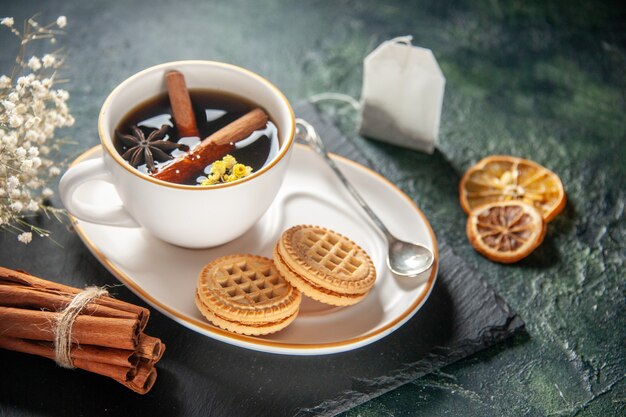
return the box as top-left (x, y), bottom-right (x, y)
top-left (138, 333), bottom-right (165, 363)
top-left (152, 107), bottom-right (268, 184)
top-left (0, 336), bottom-right (157, 394)
top-left (0, 267), bottom-right (150, 330)
top-left (122, 364), bottom-right (157, 395)
top-left (0, 285), bottom-right (139, 321)
top-left (0, 336), bottom-right (138, 367)
top-left (166, 71), bottom-right (199, 138)
top-left (0, 336), bottom-right (136, 381)
top-left (129, 359), bottom-right (156, 389)
top-left (0, 306), bottom-right (140, 350)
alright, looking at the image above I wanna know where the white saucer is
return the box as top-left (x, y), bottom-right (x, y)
top-left (72, 144), bottom-right (438, 355)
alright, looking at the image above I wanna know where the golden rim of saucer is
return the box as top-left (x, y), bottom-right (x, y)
top-left (98, 60), bottom-right (295, 190)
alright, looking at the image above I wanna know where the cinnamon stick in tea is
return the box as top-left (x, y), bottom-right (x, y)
top-left (152, 107), bottom-right (268, 184)
top-left (166, 71), bottom-right (199, 138)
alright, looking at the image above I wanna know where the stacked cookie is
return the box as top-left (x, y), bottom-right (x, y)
top-left (195, 255), bottom-right (301, 335)
top-left (195, 225), bottom-right (376, 335)
top-left (273, 225), bottom-right (376, 306)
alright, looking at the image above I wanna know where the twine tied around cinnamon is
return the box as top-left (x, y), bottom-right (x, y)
top-left (53, 286), bottom-right (109, 368)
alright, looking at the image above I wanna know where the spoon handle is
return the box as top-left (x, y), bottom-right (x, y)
top-left (295, 119), bottom-right (394, 241)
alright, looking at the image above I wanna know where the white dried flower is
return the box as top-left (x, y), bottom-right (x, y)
top-left (42, 123), bottom-right (54, 135)
top-left (15, 103), bottom-right (27, 114)
top-left (18, 232), bottom-right (32, 244)
top-left (9, 114), bottom-right (23, 128)
top-left (16, 76), bottom-right (30, 90)
top-left (1, 17), bottom-right (14, 28)
top-left (56, 89), bottom-right (69, 101)
top-left (15, 147), bottom-right (27, 159)
top-left (7, 176), bottom-right (19, 190)
top-left (28, 56), bottom-right (42, 71)
top-left (2, 134), bottom-right (17, 146)
top-left (1, 15), bottom-right (72, 244)
top-left (0, 75), bottom-right (11, 89)
top-left (42, 54), bottom-right (56, 68)
top-left (2, 100), bottom-right (16, 111)
top-left (20, 159), bottom-right (34, 170)
top-left (25, 116), bottom-right (41, 129)
top-left (10, 201), bottom-right (23, 212)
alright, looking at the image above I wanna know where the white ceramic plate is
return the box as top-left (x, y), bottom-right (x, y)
top-left (71, 144), bottom-right (438, 355)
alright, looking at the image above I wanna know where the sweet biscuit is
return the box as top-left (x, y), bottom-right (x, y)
top-left (195, 254), bottom-right (301, 335)
top-left (274, 225), bottom-right (376, 306)
top-left (273, 244), bottom-right (369, 306)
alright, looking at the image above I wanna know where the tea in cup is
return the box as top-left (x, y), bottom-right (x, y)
top-left (60, 61), bottom-right (295, 248)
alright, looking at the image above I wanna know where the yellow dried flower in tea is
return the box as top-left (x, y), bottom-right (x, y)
top-left (200, 155), bottom-right (252, 186)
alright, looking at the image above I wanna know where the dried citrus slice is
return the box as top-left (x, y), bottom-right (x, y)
top-left (460, 155), bottom-right (565, 222)
top-left (466, 201), bottom-right (546, 263)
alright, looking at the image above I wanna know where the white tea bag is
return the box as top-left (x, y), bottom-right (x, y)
top-left (359, 36), bottom-right (445, 154)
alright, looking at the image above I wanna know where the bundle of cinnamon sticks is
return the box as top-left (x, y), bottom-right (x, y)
top-left (0, 266), bottom-right (164, 394)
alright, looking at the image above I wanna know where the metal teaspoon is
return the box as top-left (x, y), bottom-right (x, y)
top-left (295, 119), bottom-right (435, 277)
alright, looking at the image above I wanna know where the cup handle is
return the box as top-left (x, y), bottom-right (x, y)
top-left (59, 158), bottom-right (140, 227)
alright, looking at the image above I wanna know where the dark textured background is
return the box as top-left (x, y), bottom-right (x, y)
top-left (0, 0), bottom-right (624, 416)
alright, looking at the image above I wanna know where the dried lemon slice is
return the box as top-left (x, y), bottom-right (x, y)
top-left (460, 155), bottom-right (565, 222)
top-left (466, 201), bottom-right (546, 263)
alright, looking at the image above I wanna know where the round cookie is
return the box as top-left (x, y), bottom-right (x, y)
top-left (196, 254), bottom-right (301, 335)
top-left (274, 225), bottom-right (376, 306)
top-left (273, 244), bottom-right (368, 306)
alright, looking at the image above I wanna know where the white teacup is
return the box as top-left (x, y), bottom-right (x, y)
top-left (59, 61), bottom-right (295, 248)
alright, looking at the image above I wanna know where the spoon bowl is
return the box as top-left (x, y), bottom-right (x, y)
top-left (387, 238), bottom-right (435, 277)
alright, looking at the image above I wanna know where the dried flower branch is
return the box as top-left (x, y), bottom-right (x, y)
top-left (0, 15), bottom-right (73, 244)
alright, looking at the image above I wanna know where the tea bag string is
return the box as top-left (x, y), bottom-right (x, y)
top-left (54, 286), bottom-right (109, 368)
top-left (390, 35), bottom-right (413, 68)
top-left (308, 35), bottom-right (414, 111)
top-left (389, 35), bottom-right (413, 45)
top-left (308, 93), bottom-right (361, 111)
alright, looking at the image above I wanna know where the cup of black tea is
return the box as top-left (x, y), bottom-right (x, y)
top-left (60, 61), bottom-right (295, 248)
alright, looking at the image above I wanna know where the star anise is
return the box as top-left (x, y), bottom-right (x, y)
top-left (116, 125), bottom-right (189, 173)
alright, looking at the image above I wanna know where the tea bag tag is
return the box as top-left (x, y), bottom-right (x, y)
top-left (359, 36), bottom-right (445, 154)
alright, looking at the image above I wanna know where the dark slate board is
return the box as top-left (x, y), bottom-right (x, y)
top-left (0, 103), bottom-right (523, 417)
